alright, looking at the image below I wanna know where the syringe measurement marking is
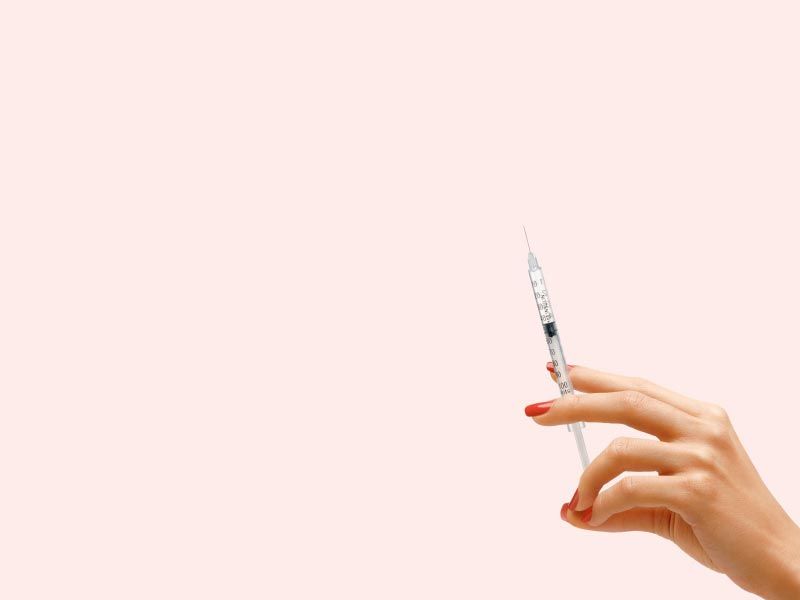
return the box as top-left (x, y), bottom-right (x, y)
top-left (530, 273), bottom-right (554, 323)
top-left (546, 335), bottom-right (572, 395)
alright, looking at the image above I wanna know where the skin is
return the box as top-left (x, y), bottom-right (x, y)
top-left (526, 364), bottom-right (800, 600)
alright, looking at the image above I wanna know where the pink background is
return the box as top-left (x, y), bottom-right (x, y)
top-left (2, 1), bottom-right (800, 598)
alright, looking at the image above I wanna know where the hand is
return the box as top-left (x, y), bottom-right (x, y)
top-left (525, 363), bottom-right (800, 600)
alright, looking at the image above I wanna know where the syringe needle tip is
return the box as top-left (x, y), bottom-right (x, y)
top-left (523, 225), bottom-right (532, 253)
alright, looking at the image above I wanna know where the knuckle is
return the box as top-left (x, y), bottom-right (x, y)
top-left (704, 421), bottom-right (732, 447)
top-left (690, 445), bottom-right (717, 469)
top-left (608, 437), bottom-right (631, 460)
top-left (622, 390), bottom-right (649, 411)
top-left (620, 476), bottom-right (637, 495)
top-left (651, 508), bottom-right (672, 538)
top-left (706, 403), bottom-right (730, 424)
top-left (683, 473), bottom-right (715, 499)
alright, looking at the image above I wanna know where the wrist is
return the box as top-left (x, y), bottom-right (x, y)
top-left (761, 520), bottom-right (800, 600)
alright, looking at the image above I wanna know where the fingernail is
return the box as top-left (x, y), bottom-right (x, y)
top-left (568, 489), bottom-right (579, 511)
top-left (525, 400), bottom-right (555, 417)
top-left (580, 507), bottom-right (593, 524)
top-left (545, 362), bottom-right (574, 373)
top-left (560, 503), bottom-right (569, 521)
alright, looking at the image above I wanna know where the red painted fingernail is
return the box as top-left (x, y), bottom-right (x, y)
top-left (525, 400), bottom-right (555, 417)
top-left (560, 503), bottom-right (569, 521)
top-left (581, 507), bottom-right (593, 523)
top-left (568, 489), bottom-right (579, 511)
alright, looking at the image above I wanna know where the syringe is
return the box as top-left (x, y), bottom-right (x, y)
top-left (524, 227), bottom-right (590, 470)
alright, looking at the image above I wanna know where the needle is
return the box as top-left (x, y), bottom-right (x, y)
top-left (523, 225), bottom-right (532, 253)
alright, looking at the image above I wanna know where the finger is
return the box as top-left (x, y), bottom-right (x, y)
top-left (572, 437), bottom-right (694, 511)
top-left (561, 504), bottom-right (719, 571)
top-left (548, 363), bottom-right (703, 416)
top-left (561, 504), bottom-right (666, 534)
top-left (584, 475), bottom-right (688, 527)
top-left (527, 391), bottom-right (701, 440)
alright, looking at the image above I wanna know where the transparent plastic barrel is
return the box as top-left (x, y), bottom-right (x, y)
top-left (548, 333), bottom-right (586, 420)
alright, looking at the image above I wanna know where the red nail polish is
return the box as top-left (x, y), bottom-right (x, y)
top-left (525, 400), bottom-right (555, 417)
top-left (568, 489), bottom-right (579, 511)
top-left (560, 503), bottom-right (568, 521)
top-left (581, 508), bottom-right (593, 523)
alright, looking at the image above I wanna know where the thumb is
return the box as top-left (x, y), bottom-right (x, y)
top-left (561, 505), bottom-right (719, 572)
top-left (562, 505), bottom-right (663, 534)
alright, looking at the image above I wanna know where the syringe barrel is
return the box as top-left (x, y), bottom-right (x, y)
top-left (545, 328), bottom-right (586, 432)
top-left (528, 265), bottom-right (586, 431)
top-left (527, 264), bottom-right (554, 325)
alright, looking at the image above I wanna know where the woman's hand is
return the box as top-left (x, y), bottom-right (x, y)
top-left (525, 363), bottom-right (800, 600)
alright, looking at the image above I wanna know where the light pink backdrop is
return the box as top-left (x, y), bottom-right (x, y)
top-left (2, 1), bottom-right (799, 598)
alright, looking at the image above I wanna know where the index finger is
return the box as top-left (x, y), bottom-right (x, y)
top-left (550, 363), bottom-right (704, 417)
top-left (526, 391), bottom-right (700, 440)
